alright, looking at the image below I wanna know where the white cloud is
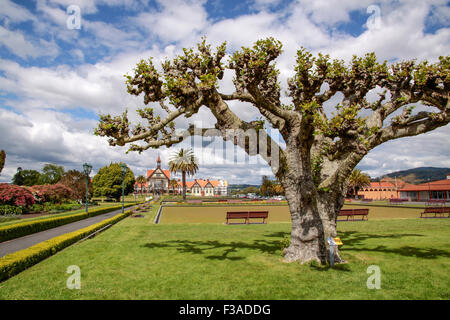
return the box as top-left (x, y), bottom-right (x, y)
top-left (0, 0), bottom-right (449, 184)
top-left (0, 26), bottom-right (60, 60)
top-left (134, 0), bottom-right (208, 43)
top-left (0, 0), bottom-right (36, 24)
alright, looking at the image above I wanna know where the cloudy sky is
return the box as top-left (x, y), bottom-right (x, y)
top-left (0, 0), bottom-right (449, 185)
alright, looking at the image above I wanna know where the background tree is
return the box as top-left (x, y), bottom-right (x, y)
top-left (135, 175), bottom-right (147, 194)
top-left (273, 183), bottom-right (284, 196)
top-left (95, 38), bottom-right (449, 264)
top-left (39, 163), bottom-right (65, 185)
top-left (243, 186), bottom-right (259, 195)
top-left (168, 149), bottom-right (198, 201)
top-left (92, 163), bottom-right (135, 202)
top-left (260, 176), bottom-right (275, 197)
top-left (348, 169), bottom-right (371, 199)
top-left (59, 169), bottom-right (93, 202)
top-left (0, 150), bottom-right (5, 176)
top-left (169, 178), bottom-right (179, 194)
top-left (12, 169), bottom-right (41, 186)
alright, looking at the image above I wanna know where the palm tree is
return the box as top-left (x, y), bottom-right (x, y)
top-left (136, 175), bottom-right (147, 195)
top-left (348, 169), bottom-right (371, 199)
top-left (168, 148), bottom-right (198, 201)
top-left (169, 178), bottom-right (179, 195)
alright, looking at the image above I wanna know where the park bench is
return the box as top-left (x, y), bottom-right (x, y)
top-left (337, 209), bottom-right (369, 221)
top-left (226, 211), bottom-right (269, 224)
top-left (420, 207), bottom-right (450, 218)
top-left (389, 198), bottom-right (408, 204)
top-left (426, 200), bottom-right (446, 206)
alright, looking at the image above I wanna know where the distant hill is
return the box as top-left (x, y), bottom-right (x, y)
top-left (375, 167), bottom-right (450, 184)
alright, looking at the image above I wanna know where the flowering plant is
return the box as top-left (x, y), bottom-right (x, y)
top-left (29, 184), bottom-right (75, 204)
top-left (0, 183), bottom-right (35, 207)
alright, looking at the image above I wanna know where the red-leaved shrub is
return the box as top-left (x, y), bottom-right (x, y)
top-left (29, 184), bottom-right (75, 203)
top-left (0, 183), bottom-right (35, 207)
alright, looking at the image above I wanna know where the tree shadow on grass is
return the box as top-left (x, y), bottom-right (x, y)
top-left (339, 231), bottom-right (425, 246)
top-left (143, 239), bottom-right (281, 261)
top-left (346, 245), bottom-right (450, 259)
top-left (339, 231), bottom-right (450, 259)
top-left (309, 263), bottom-right (352, 272)
top-left (142, 230), bottom-right (448, 263)
top-left (263, 230), bottom-right (449, 260)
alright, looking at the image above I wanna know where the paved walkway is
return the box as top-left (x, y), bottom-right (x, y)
top-left (0, 205), bottom-right (139, 258)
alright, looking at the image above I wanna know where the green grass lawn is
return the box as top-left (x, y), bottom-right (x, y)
top-left (0, 202), bottom-right (448, 299)
top-left (160, 204), bottom-right (425, 224)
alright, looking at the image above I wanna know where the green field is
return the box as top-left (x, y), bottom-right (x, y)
top-left (160, 204), bottom-right (425, 224)
top-left (0, 201), bottom-right (448, 300)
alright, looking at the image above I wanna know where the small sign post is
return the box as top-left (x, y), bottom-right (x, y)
top-left (327, 237), bottom-right (343, 268)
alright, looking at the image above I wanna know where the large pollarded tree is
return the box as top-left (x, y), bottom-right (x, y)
top-left (95, 38), bottom-right (449, 264)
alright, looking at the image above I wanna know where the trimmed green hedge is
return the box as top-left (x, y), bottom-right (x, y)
top-left (0, 203), bottom-right (138, 243)
top-left (0, 210), bottom-right (132, 282)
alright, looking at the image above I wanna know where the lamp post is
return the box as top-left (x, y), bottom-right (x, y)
top-left (120, 163), bottom-right (127, 213)
top-left (82, 163), bottom-right (92, 213)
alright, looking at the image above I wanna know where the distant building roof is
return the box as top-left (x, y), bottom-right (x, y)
top-left (399, 178), bottom-right (450, 192)
top-left (147, 169), bottom-right (171, 180)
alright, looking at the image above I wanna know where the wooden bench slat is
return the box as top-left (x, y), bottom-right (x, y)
top-left (338, 208), bottom-right (369, 221)
top-left (420, 207), bottom-right (450, 218)
top-left (226, 211), bottom-right (269, 224)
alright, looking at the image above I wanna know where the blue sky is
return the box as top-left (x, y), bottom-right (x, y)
top-left (0, 0), bottom-right (449, 184)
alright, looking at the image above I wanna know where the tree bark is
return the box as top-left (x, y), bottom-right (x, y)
top-left (281, 175), bottom-right (328, 264)
top-left (182, 171), bottom-right (186, 201)
top-left (316, 190), bottom-right (346, 264)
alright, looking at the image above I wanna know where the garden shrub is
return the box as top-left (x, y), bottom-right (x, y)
top-left (29, 184), bottom-right (75, 203)
top-left (0, 210), bottom-right (132, 282)
top-left (0, 183), bottom-right (35, 207)
top-left (28, 203), bottom-right (44, 213)
top-left (0, 205), bottom-right (23, 215)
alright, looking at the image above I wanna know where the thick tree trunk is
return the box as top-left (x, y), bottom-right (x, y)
top-left (316, 191), bottom-right (346, 264)
top-left (182, 171), bottom-right (186, 201)
top-left (282, 181), bottom-right (328, 264)
top-left (282, 178), bottom-right (346, 264)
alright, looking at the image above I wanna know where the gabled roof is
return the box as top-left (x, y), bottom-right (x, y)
top-left (147, 168), bottom-right (171, 180)
top-left (189, 179), bottom-right (221, 188)
top-left (177, 181), bottom-right (195, 188)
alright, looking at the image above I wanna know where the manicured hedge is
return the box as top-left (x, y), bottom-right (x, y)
top-left (0, 210), bottom-right (132, 282)
top-left (0, 203), bottom-right (138, 243)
